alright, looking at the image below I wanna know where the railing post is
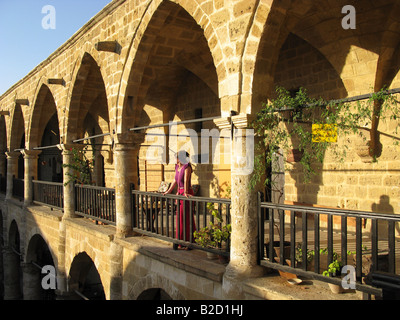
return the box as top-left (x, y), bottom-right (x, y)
top-left (257, 192), bottom-right (264, 264)
top-left (21, 149), bottom-right (41, 206)
top-left (5, 151), bottom-right (19, 200)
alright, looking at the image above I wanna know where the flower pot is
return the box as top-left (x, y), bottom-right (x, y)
top-left (328, 282), bottom-right (344, 294)
top-left (266, 241), bottom-right (297, 279)
top-left (218, 254), bottom-right (230, 265)
top-left (265, 241), bottom-right (291, 263)
top-left (206, 252), bottom-right (218, 260)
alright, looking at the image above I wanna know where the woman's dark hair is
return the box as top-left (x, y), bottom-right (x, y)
top-left (177, 150), bottom-right (190, 164)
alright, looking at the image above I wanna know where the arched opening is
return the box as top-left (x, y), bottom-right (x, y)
top-left (69, 252), bottom-right (105, 300)
top-left (0, 211), bottom-right (4, 300)
top-left (30, 85), bottom-right (61, 182)
top-left (269, 32), bottom-right (348, 206)
top-left (67, 53), bottom-right (110, 187)
top-left (122, 2), bottom-right (223, 197)
top-left (0, 116), bottom-right (7, 193)
top-left (137, 288), bottom-right (172, 300)
top-left (5, 221), bottom-right (22, 300)
top-left (10, 104), bottom-right (25, 180)
top-left (25, 234), bottom-right (56, 300)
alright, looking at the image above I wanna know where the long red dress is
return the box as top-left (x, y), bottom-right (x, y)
top-left (175, 163), bottom-right (196, 242)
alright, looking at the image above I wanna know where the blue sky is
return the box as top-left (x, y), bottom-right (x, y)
top-left (0, 0), bottom-right (112, 95)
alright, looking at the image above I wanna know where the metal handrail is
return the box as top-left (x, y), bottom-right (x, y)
top-left (260, 201), bottom-right (400, 222)
top-left (131, 190), bottom-right (231, 256)
top-left (258, 192), bottom-right (399, 296)
top-left (74, 184), bottom-right (116, 225)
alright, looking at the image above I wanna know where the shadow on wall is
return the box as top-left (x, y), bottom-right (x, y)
top-left (371, 195), bottom-right (399, 237)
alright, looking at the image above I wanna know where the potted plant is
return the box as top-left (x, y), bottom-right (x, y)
top-left (322, 254), bottom-right (344, 294)
top-left (250, 86), bottom-right (400, 191)
top-left (194, 202), bottom-right (231, 264)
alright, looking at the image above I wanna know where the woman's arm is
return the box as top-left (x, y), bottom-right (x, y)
top-left (163, 180), bottom-right (177, 195)
top-left (183, 166), bottom-right (192, 197)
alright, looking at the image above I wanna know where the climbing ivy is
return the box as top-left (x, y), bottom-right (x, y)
top-left (250, 86), bottom-right (400, 190)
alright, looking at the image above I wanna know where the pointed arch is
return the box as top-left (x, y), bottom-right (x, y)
top-left (63, 45), bottom-right (110, 144)
top-left (28, 81), bottom-right (59, 149)
top-left (115, 0), bottom-right (223, 134)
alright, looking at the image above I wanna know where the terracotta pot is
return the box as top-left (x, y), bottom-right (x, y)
top-left (328, 282), bottom-right (344, 294)
top-left (218, 254), bottom-right (230, 265)
top-left (206, 252), bottom-right (218, 260)
top-left (265, 241), bottom-right (291, 263)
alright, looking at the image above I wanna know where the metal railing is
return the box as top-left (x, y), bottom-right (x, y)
top-left (131, 190), bottom-right (231, 256)
top-left (75, 184), bottom-right (116, 225)
top-left (257, 192), bottom-right (400, 295)
top-left (12, 176), bottom-right (24, 200)
top-left (32, 180), bottom-right (64, 210)
top-left (0, 174), bottom-right (6, 194)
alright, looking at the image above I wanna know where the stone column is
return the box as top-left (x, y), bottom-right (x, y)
top-left (5, 151), bottom-right (20, 200)
top-left (3, 247), bottom-right (22, 300)
top-left (21, 262), bottom-right (42, 300)
top-left (21, 149), bottom-right (41, 206)
top-left (113, 133), bottom-right (141, 238)
top-left (55, 221), bottom-right (68, 300)
top-left (58, 144), bottom-right (81, 219)
top-left (216, 114), bottom-right (264, 299)
top-left (109, 241), bottom-right (123, 299)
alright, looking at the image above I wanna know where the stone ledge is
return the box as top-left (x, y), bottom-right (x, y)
top-left (115, 236), bottom-right (226, 283)
top-left (26, 204), bottom-right (63, 222)
top-left (242, 274), bottom-right (364, 300)
top-left (63, 217), bottom-right (115, 242)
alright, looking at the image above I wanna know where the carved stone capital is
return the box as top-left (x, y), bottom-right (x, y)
top-left (5, 151), bottom-right (21, 160)
top-left (21, 149), bottom-right (42, 159)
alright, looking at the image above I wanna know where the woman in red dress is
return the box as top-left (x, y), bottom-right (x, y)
top-left (163, 151), bottom-right (196, 250)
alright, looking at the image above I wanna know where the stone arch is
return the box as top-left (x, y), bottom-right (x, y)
top-left (24, 229), bottom-right (58, 270)
top-left (5, 220), bottom-right (22, 300)
top-left (24, 233), bottom-right (57, 300)
top-left (9, 103), bottom-right (25, 152)
top-left (8, 220), bottom-right (21, 253)
top-left (373, 1), bottom-right (400, 90)
top-left (27, 80), bottom-right (59, 149)
top-left (249, 0), bottom-right (391, 112)
top-left (127, 273), bottom-right (185, 301)
top-left (0, 115), bottom-right (7, 177)
top-left (68, 252), bottom-right (106, 300)
top-left (115, 0), bottom-right (223, 134)
top-left (63, 47), bottom-right (111, 144)
top-left (0, 210), bottom-right (4, 300)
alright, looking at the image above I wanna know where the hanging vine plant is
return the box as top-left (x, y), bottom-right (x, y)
top-left (250, 86), bottom-right (400, 190)
top-left (62, 146), bottom-right (94, 186)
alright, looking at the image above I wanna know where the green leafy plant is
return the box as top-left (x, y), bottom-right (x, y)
top-left (323, 259), bottom-right (343, 277)
top-left (194, 203), bottom-right (231, 249)
top-left (62, 147), bottom-right (94, 186)
top-left (250, 86), bottom-right (400, 190)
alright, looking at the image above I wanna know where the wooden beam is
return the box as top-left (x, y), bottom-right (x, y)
top-left (0, 111), bottom-right (9, 116)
